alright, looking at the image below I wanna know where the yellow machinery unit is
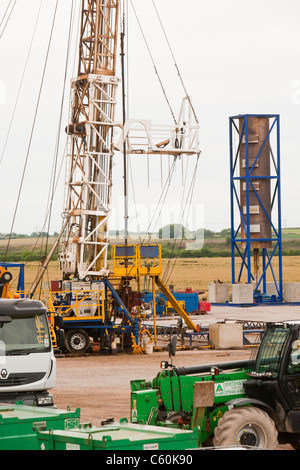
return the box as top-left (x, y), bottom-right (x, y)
top-left (112, 244), bottom-right (162, 278)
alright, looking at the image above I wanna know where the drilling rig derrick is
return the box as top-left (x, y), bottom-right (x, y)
top-left (48, 0), bottom-right (200, 355)
top-left (59, 0), bottom-right (120, 281)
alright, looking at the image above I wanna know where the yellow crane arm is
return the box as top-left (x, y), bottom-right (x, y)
top-left (155, 276), bottom-right (198, 332)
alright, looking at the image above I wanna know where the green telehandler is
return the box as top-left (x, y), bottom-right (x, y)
top-left (130, 321), bottom-right (300, 449)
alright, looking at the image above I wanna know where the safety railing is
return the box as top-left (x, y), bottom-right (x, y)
top-left (42, 289), bottom-right (105, 322)
top-left (112, 244), bottom-right (162, 278)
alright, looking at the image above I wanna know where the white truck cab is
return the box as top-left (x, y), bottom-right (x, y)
top-left (0, 298), bottom-right (62, 406)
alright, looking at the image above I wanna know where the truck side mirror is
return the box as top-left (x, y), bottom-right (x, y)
top-left (54, 314), bottom-right (64, 328)
top-left (168, 334), bottom-right (177, 358)
top-left (0, 315), bottom-right (12, 325)
top-left (56, 329), bottom-right (65, 348)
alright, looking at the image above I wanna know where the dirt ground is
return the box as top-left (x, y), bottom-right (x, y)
top-left (52, 302), bottom-right (300, 450)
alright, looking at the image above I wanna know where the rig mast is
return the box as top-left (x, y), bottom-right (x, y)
top-left (59, 0), bottom-right (200, 281)
top-left (45, 0), bottom-right (201, 353)
top-left (59, 0), bottom-right (120, 280)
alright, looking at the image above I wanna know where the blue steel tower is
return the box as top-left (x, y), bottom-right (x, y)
top-left (229, 114), bottom-right (283, 302)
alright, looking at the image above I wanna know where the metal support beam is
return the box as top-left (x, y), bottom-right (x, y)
top-left (229, 114), bottom-right (283, 301)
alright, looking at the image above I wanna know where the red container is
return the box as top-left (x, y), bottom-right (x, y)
top-left (199, 301), bottom-right (211, 313)
top-left (51, 280), bottom-right (62, 292)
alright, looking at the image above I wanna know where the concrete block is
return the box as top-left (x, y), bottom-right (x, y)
top-left (209, 323), bottom-right (243, 349)
top-left (265, 282), bottom-right (278, 297)
top-left (208, 282), bottom-right (229, 303)
top-left (284, 283), bottom-right (300, 302)
top-left (232, 283), bottom-right (253, 304)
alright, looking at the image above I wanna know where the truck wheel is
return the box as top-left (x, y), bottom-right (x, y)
top-left (65, 329), bottom-right (90, 355)
top-left (213, 406), bottom-right (278, 449)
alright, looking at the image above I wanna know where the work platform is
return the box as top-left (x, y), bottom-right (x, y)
top-left (112, 244), bottom-right (162, 278)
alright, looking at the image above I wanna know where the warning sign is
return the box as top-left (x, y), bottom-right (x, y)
top-left (131, 409), bottom-right (138, 422)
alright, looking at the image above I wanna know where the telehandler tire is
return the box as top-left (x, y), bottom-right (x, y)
top-left (213, 406), bottom-right (278, 449)
top-left (288, 433), bottom-right (300, 450)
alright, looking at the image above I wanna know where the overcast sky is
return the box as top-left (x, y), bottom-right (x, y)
top-left (0, 0), bottom-right (300, 235)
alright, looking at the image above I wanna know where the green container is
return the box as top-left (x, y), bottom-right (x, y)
top-left (38, 419), bottom-right (199, 450)
top-left (0, 404), bottom-right (81, 450)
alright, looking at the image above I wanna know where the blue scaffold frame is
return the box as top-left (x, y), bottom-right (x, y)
top-left (0, 262), bottom-right (25, 293)
top-left (229, 114), bottom-right (283, 302)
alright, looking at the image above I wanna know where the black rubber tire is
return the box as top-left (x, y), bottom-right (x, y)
top-left (65, 329), bottom-right (90, 355)
top-left (288, 433), bottom-right (300, 450)
top-left (213, 406), bottom-right (278, 449)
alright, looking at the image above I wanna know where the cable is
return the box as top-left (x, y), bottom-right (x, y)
top-left (0, 0), bottom-right (43, 166)
top-left (162, 157), bottom-right (190, 282)
top-left (8, 0), bottom-right (76, 289)
top-left (4, 0), bottom-right (59, 262)
top-left (129, 0), bottom-right (177, 126)
top-left (152, 0), bottom-right (199, 125)
top-left (0, 1), bottom-right (13, 30)
top-left (141, 157), bottom-right (177, 245)
top-left (18, 0), bottom-right (76, 285)
top-left (142, 1), bottom-right (200, 283)
top-left (0, 0), bottom-right (17, 39)
top-left (44, 0), bottom-right (76, 254)
top-left (129, 157), bottom-right (142, 243)
top-left (22, 141), bottom-right (67, 264)
top-left (163, 154), bottom-right (200, 285)
top-left (6, 139), bottom-right (68, 296)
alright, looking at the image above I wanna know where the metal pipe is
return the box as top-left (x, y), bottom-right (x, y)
top-left (152, 276), bottom-right (157, 345)
top-left (30, 217), bottom-right (69, 297)
top-left (175, 359), bottom-right (255, 376)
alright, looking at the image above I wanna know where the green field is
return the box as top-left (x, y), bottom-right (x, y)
top-left (5, 256), bottom-right (300, 301)
top-left (1, 227), bottom-right (300, 263)
top-left (1, 229), bottom-right (300, 299)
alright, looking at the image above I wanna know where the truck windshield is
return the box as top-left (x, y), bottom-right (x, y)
top-left (0, 313), bottom-right (51, 355)
top-left (255, 326), bottom-right (289, 377)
